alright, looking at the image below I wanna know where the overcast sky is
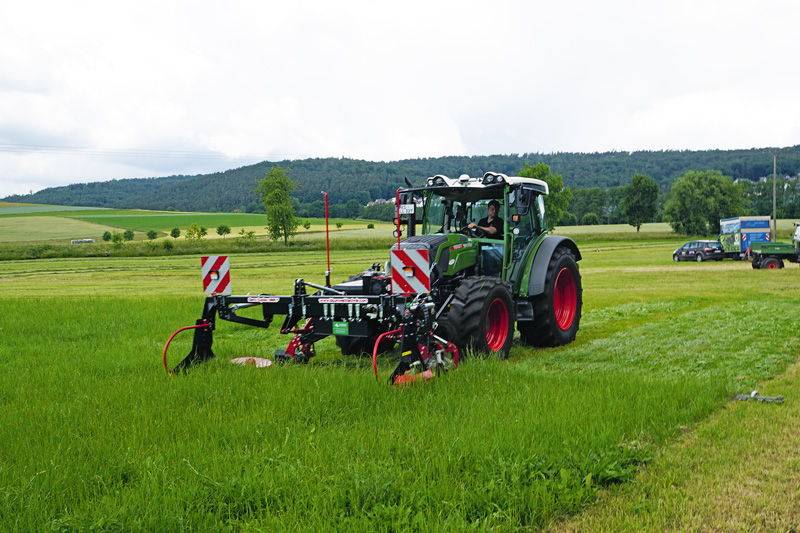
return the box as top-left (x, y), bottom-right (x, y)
top-left (2, 0), bottom-right (799, 197)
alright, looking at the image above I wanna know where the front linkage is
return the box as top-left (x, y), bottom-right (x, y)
top-left (166, 277), bottom-right (458, 384)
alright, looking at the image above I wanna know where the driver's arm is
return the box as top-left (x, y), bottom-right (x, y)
top-left (468, 220), bottom-right (498, 236)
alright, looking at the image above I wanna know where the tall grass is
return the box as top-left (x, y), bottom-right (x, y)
top-left (0, 235), bottom-right (399, 262)
top-left (1, 244), bottom-right (798, 530)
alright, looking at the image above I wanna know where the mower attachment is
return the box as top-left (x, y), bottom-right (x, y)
top-left (163, 319), bottom-right (215, 374)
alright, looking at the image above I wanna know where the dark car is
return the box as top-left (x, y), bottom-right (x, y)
top-left (673, 240), bottom-right (725, 262)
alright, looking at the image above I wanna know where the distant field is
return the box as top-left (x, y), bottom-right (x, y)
top-left (556, 222), bottom-right (672, 234)
top-left (0, 216), bottom-right (119, 242)
top-left (68, 212), bottom-right (273, 231)
top-left (0, 203), bottom-right (109, 215)
top-left (1, 202), bottom-right (797, 245)
top-left (0, 212), bottom-right (395, 244)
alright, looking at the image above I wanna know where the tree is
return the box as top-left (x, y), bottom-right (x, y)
top-left (102, 231), bottom-right (112, 242)
top-left (146, 230), bottom-right (158, 240)
top-left (344, 199), bottom-right (363, 219)
top-left (256, 165), bottom-right (299, 245)
top-left (663, 170), bottom-right (743, 236)
top-left (185, 223), bottom-right (206, 241)
top-left (216, 224), bottom-right (231, 238)
top-left (123, 229), bottom-right (135, 241)
top-left (621, 174), bottom-right (660, 232)
top-left (519, 163), bottom-right (571, 232)
top-left (560, 212), bottom-right (578, 226)
top-left (235, 228), bottom-right (256, 247)
top-left (582, 212), bottom-right (600, 225)
top-left (170, 227), bottom-right (181, 239)
top-left (569, 188), bottom-right (606, 223)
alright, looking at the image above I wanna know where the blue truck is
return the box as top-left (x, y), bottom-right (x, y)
top-left (718, 216), bottom-right (771, 260)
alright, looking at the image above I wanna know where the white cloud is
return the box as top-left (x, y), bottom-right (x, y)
top-left (2, 0), bottom-right (800, 197)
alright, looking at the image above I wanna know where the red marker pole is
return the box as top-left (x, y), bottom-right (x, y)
top-left (396, 188), bottom-right (401, 249)
top-left (323, 191), bottom-right (331, 287)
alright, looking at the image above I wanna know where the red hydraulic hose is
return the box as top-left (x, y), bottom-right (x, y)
top-left (373, 328), bottom-right (401, 382)
top-left (162, 324), bottom-right (207, 375)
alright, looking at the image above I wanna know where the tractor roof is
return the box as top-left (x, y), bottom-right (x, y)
top-left (404, 172), bottom-right (549, 203)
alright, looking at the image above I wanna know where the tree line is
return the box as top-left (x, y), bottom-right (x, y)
top-left (259, 161), bottom-right (778, 242)
top-left (6, 147), bottom-right (800, 216)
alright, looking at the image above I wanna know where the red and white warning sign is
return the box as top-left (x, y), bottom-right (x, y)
top-left (201, 256), bottom-right (231, 294)
top-left (391, 249), bottom-right (430, 294)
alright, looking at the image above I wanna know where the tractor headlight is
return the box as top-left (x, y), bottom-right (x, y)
top-left (434, 177), bottom-right (445, 186)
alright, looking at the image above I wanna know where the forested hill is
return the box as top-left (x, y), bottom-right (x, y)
top-left (5, 147), bottom-right (800, 212)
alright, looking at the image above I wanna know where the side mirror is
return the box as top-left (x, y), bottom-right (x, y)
top-left (515, 189), bottom-right (532, 215)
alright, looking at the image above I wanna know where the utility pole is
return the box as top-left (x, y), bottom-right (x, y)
top-left (768, 148), bottom-right (784, 241)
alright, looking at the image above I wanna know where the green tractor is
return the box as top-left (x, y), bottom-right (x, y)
top-left (167, 172), bottom-right (582, 383)
top-left (386, 172), bottom-right (582, 357)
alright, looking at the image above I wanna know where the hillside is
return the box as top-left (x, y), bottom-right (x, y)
top-left (4, 147), bottom-right (800, 212)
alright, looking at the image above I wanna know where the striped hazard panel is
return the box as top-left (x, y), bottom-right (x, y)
top-left (201, 255), bottom-right (231, 294)
top-left (390, 249), bottom-right (430, 295)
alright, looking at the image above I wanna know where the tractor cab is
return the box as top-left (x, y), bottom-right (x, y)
top-left (397, 172), bottom-right (549, 291)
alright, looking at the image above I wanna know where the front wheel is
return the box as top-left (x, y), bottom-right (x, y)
top-left (696, 253), bottom-right (704, 262)
top-left (762, 257), bottom-right (784, 270)
top-left (440, 277), bottom-right (515, 358)
top-left (519, 246), bottom-right (582, 347)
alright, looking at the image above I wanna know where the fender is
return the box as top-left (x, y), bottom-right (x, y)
top-left (526, 235), bottom-right (581, 296)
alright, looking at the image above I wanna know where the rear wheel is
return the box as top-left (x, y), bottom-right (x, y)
top-left (762, 257), bottom-right (783, 270)
top-left (696, 253), bottom-right (704, 262)
top-left (440, 277), bottom-right (515, 358)
top-left (519, 246), bottom-right (582, 347)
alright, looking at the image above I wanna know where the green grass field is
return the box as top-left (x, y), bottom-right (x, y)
top-left (0, 203), bottom-right (396, 245)
top-left (2, 236), bottom-right (799, 531)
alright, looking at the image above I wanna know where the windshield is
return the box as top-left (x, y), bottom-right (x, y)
top-left (421, 194), bottom-right (499, 235)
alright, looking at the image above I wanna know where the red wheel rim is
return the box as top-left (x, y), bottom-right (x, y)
top-left (486, 298), bottom-right (509, 351)
top-left (554, 267), bottom-right (577, 330)
top-left (766, 261), bottom-right (778, 270)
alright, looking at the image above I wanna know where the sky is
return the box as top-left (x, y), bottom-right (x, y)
top-left (2, 0), bottom-right (799, 197)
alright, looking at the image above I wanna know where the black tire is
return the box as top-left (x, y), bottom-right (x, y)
top-left (762, 257), bottom-right (783, 270)
top-left (673, 254), bottom-right (679, 262)
top-left (334, 272), bottom-right (396, 356)
top-left (519, 246), bottom-right (582, 347)
top-left (335, 332), bottom-right (396, 356)
top-left (696, 253), bottom-right (704, 262)
top-left (440, 277), bottom-right (515, 359)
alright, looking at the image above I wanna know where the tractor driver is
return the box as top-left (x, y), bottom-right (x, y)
top-left (468, 199), bottom-right (503, 239)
